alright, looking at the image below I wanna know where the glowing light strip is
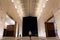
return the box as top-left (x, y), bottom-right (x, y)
top-left (11, 0), bottom-right (24, 18)
top-left (46, 0), bottom-right (48, 1)
top-left (35, 0), bottom-right (48, 19)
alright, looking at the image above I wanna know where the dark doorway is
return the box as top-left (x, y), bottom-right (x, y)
top-left (22, 16), bottom-right (38, 37)
top-left (45, 16), bottom-right (56, 37)
top-left (3, 25), bottom-right (15, 37)
top-left (45, 22), bottom-right (56, 37)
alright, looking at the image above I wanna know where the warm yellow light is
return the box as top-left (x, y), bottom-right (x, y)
top-left (15, 5), bottom-right (17, 9)
top-left (11, 0), bottom-right (14, 2)
top-left (11, 0), bottom-right (24, 17)
top-left (35, 0), bottom-right (48, 19)
top-left (46, 0), bottom-right (48, 1)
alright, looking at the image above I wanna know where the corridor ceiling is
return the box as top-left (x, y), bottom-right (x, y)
top-left (0, 0), bottom-right (60, 22)
top-left (20, 0), bottom-right (38, 16)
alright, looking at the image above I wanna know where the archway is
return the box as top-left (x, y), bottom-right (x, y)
top-left (22, 16), bottom-right (38, 37)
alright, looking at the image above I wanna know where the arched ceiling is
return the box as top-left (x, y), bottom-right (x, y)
top-left (20, 0), bottom-right (38, 16)
top-left (0, 0), bottom-right (60, 23)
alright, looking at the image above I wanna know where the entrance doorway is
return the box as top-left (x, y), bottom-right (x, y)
top-left (3, 15), bottom-right (16, 37)
top-left (22, 16), bottom-right (38, 37)
top-left (3, 25), bottom-right (15, 37)
top-left (45, 16), bottom-right (56, 37)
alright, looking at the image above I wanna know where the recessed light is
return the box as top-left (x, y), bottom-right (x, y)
top-left (42, 4), bottom-right (45, 8)
top-left (15, 5), bottom-right (17, 8)
top-left (12, 0), bottom-right (14, 2)
top-left (46, 0), bottom-right (48, 1)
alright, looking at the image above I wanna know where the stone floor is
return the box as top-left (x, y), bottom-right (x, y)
top-left (0, 37), bottom-right (60, 40)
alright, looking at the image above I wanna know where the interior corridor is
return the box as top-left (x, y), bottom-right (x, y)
top-left (0, 0), bottom-right (60, 40)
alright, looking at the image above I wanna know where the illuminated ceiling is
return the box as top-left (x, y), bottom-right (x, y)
top-left (11, 0), bottom-right (48, 18)
top-left (0, 0), bottom-right (59, 22)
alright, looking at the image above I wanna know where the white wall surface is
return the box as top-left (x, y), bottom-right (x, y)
top-left (53, 0), bottom-right (60, 38)
top-left (5, 15), bottom-right (15, 29)
top-left (19, 19), bottom-right (22, 37)
top-left (0, 10), bottom-right (6, 39)
top-left (54, 10), bottom-right (60, 38)
top-left (38, 18), bottom-right (46, 37)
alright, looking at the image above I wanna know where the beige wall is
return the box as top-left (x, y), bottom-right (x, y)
top-left (53, 0), bottom-right (60, 38)
top-left (38, 8), bottom-right (53, 37)
top-left (38, 19), bottom-right (46, 37)
top-left (0, 9), bottom-right (6, 39)
top-left (19, 19), bottom-right (22, 37)
top-left (38, 16), bottom-right (52, 37)
top-left (54, 10), bottom-right (60, 38)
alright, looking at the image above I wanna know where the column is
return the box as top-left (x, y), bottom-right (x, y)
top-left (0, 10), bottom-right (6, 39)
